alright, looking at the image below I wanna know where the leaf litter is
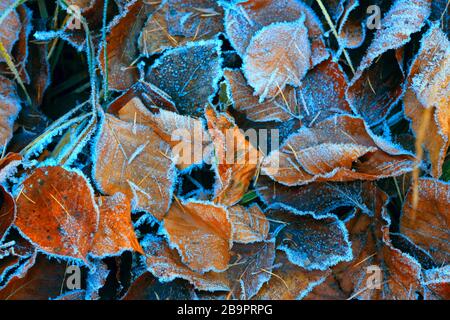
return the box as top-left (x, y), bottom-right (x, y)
top-left (0, 0), bottom-right (448, 300)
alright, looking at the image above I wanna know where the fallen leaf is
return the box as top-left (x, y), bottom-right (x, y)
top-left (403, 24), bottom-right (450, 177)
top-left (141, 235), bottom-right (229, 291)
top-left (146, 39), bottom-right (222, 116)
top-left (227, 239), bottom-right (276, 299)
top-left (224, 0), bottom-right (328, 66)
top-left (262, 115), bottom-right (415, 186)
top-left (91, 192), bottom-right (143, 257)
top-left (243, 18), bottom-right (311, 101)
top-left (205, 106), bottom-right (262, 206)
top-left (256, 252), bottom-right (330, 300)
top-left (347, 0), bottom-right (431, 125)
top-left (224, 68), bottom-right (298, 122)
top-left (423, 266), bottom-right (450, 300)
top-left (0, 0), bottom-right (21, 64)
top-left (228, 204), bottom-right (269, 244)
top-left (266, 203), bottom-right (353, 270)
top-left (400, 178), bottom-right (449, 266)
top-left (161, 199), bottom-right (232, 273)
top-left (333, 184), bottom-right (423, 300)
top-left (138, 0), bottom-right (224, 56)
top-left (93, 112), bottom-right (176, 221)
top-left (99, 0), bottom-right (159, 90)
top-left (15, 166), bottom-right (99, 260)
top-left (0, 186), bottom-right (15, 241)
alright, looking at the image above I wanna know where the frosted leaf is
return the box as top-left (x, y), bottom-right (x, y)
top-left (205, 106), bottom-right (262, 206)
top-left (224, 0), bottom-right (328, 66)
top-left (227, 239), bottom-right (276, 299)
top-left (138, 0), bottom-right (224, 56)
top-left (400, 178), bottom-right (450, 266)
top-left (224, 69), bottom-right (297, 122)
top-left (0, 0), bottom-right (21, 63)
top-left (0, 255), bottom-right (72, 299)
top-left (99, 0), bottom-right (159, 90)
top-left (255, 252), bottom-right (330, 300)
top-left (15, 167), bottom-right (99, 261)
top-left (256, 175), bottom-right (371, 217)
top-left (85, 260), bottom-right (109, 300)
top-left (229, 204), bottom-right (269, 243)
top-left (296, 59), bottom-right (352, 126)
top-left (303, 274), bottom-right (347, 300)
top-left (0, 76), bottom-right (22, 152)
top-left (262, 115), bottom-right (415, 186)
top-left (93, 113), bottom-right (176, 221)
top-left (111, 96), bottom-right (212, 171)
top-left (107, 80), bottom-right (177, 115)
top-left (266, 204), bottom-right (352, 270)
top-left (141, 235), bottom-right (229, 292)
top-left (347, 0), bottom-right (431, 125)
top-left (403, 24), bottom-right (450, 177)
top-left (146, 40), bottom-right (222, 116)
top-left (123, 272), bottom-right (195, 299)
top-left (430, 0), bottom-right (450, 35)
top-left (90, 193), bottom-right (143, 258)
top-left (243, 18), bottom-right (311, 101)
top-left (333, 185), bottom-right (423, 300)
top-left (423, 266), bottom-right (450, 300)
top-left (161, 199), bottom-right (232, 273)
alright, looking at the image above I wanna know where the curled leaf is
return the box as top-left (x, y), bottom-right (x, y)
top-left (262, 115), bottom-right (415, 186)
top-left (404, 24), bottom-right (450, 177)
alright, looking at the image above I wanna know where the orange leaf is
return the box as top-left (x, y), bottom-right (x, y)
top-left (91, 192), bottom-right (143, 257)
top-left (0, 76), bottom-right (21, 150)
top-left (15, 166), bottom-right (99, 260)
top-left (93, 112), bottom-right (176, 221)
top-left (0, 0), bottom-right (21, 63)
top-left (162, 199), bottom-right (232, 273)
top-left (205, 106), bottom-right (262, 206)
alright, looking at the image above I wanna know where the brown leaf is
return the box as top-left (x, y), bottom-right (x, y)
top-left (205, 106), bottom-right (262, 206)
top-left (229, 204), bottom-right (269, 244)
top-left (15, 166), bottom-right (99, 260)
top-left (0, 76), bottom-right (21, 151)
top-left (262, 115), bottom-right (415, 186)
top-left (162, 199), bottom-right (232, 273)
top-left (224, 0), bottom-right (328, 66)
top-left (404, 24), bottom-right (450, 177)
top-left (266, 204), bottom-right (352, 270)
top-left (91, 192), bottom-right (143, 257)
top-left (0, 255), bottom-right (71, 300)
top-left (256, 252), bottom-right (330, 300)
top-left (93, 112), bottom-right (176, 221)
top-left (99, 0), bottom-right (159, 90)
top-left (347, 0), bottom-right (431, 125)
top-left (227, 239), bottom-right (276, 299)
top-left (141, 235), bottom-right (229, 292)
top-left (138, 0), bottom-right (224, 56)
top-left (400, 178), bottom-right (449, 266)
top-left (224, 68), bottom-right (297, 122)
top-left (243, 18), bottom-right (311, 101)
top-left (296, 59), bottom-right (352, 126)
